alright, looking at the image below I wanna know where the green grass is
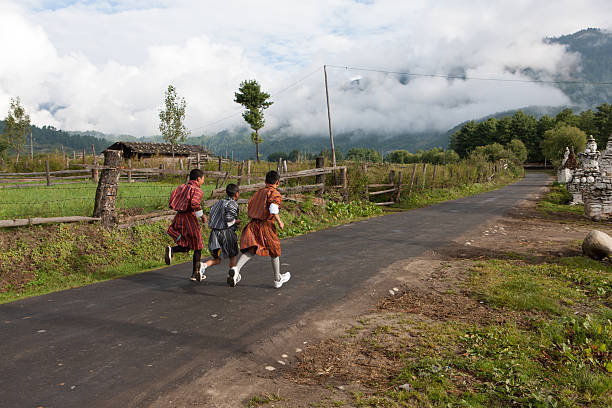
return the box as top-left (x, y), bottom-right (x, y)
top-left (0, 196), bottom-right (382, 303)
top-left (538, 182), bottom-right (585, 215)
top-left (320, 254), bottom-right (612, 407)
top-left (397, 177), bottom-right (520, 210)
top-left (247, 392), bottom-right (283, 407)
top-left (0, 181), bottom-right (216, 219)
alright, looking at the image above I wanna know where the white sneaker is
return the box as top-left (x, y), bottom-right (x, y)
top-left (227, 267), bottom-right (241, 287)
top-left (196, 263), bottom-right (206, 282)
top-left (165, 246), bottom-right (172, 265)
top-left (274, 272), bottom-right (291, 289)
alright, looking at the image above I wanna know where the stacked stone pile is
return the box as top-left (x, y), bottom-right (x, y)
top-left (567, 136), bottom-right (600, 205)
top-left (566, 134), bottom-right (612, 220)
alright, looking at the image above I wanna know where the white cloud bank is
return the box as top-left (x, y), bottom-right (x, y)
top-left (0, 0), bottom-right (610, 137)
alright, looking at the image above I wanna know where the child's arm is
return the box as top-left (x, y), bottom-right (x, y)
top-left (272, 213), bottom-right (284, 230)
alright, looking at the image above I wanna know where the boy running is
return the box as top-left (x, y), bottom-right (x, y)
top-left (165, 169), bottom-right (207, 280)
top-left (196, 183), bottom-right (241, 281)
top-left (227, 170), bottom-right (291, 288)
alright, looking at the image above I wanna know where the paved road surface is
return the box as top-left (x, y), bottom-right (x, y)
top-left (0, 173), bottom-right (549, 407)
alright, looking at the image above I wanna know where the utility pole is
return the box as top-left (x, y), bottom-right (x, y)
top-left (324, 65), bottom-right (337, 174)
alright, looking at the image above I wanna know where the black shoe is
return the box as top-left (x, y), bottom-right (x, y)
top-left (165, 246), bottom-right (172, 265)
top-left (227, 268), bottom-right (241, 287)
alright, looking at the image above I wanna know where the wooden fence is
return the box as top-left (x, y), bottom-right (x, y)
top-left (0, 151), bottom-right (347, 228)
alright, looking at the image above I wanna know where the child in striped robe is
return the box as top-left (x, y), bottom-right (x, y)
top-left (165, 169), bottom-right (207, 280)
top-left (193, 183), bottom-right (241, 281)
top-left (227, 170), bottom-right (291, 288)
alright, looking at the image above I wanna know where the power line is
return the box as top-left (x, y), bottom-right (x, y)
top-left (325, 64), bottom-right (612, 85)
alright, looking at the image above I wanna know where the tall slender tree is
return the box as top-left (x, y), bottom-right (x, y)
top-left (159, 85), bottom-right (189, 156)
top-left (2, 97), bottom-right (30, 163)
top-left (234, 79), bottom-right (273, 163)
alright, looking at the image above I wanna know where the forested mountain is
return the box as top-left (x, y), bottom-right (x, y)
top-left (0, 121), bottom-right (111, 154)
top-left (547, 28), bottom-right (612, 106)
top-left (186, 128), bottom-right (448, 161)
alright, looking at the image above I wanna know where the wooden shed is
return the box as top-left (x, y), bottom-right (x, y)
top-left (105, 142), bottom-right (212, 160)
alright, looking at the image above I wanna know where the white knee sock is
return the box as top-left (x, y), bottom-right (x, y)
top-left (235, 252), bottom-right (253, 273)
top-left (271, 257), bottom-right (281, 281)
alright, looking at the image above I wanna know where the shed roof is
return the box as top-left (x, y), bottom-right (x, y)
top-left (105, 142), bottom-right (211, 156)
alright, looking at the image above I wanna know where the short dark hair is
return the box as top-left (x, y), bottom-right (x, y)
top-left (265, 170), bottom-right (280, 185)
top-left (189, 168), bottom-right (204, 180)
top-left (226, 183), bottom-right (239, 197)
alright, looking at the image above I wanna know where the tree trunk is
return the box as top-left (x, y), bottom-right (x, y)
top-left (256, 141), bottom-right (260, 163)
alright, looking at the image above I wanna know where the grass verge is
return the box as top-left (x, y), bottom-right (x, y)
top-left (0, 196), bottom-right (382, 303)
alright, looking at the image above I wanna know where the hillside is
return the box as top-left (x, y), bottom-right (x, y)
top-left (546, 28), bottom-right (612, 106)
top-left (0, 122), bottom-right (111, 154)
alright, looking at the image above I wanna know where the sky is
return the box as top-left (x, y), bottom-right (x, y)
top-left (0, 0), bottom-right (610, 138)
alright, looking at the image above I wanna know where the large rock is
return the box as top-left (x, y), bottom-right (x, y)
top-left (582, 230), bottom-right (612, 260)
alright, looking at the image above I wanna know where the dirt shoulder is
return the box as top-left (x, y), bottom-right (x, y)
top-left (150, 178), bottom-right (610, 407)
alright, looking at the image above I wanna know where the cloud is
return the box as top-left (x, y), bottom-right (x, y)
top-left (0, 0), bottom-right (610, 138)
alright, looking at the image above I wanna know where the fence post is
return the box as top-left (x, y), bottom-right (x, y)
top-left (363, 163), bottom-right (369, 198)
top-left (196, 153), bottom-right (201, 169)
top-left (91, 144), bottom-right (96, 165)
top-left (247, 160), bottom-right (251, 185)
top-left (93, 149), bottom-right (122, 229)
top-left (388, 170), bottom-right (396, 186)
top-left (408, 163), bottom-right (417, 194)
top-left (421, 163), bottom-right (428, 191)
top-left (127, 159), bottom-right (132, 183)
top-left (282, 160), bottom-right (288, 174)
top-left (82, 149), bottom-right (86, 164)
top-left (395, 171), bottom-right (403, 202)
top-left (237, 161), bottom-right (244, 186)
top-left (340, 167), bottom-right (348, 202)
top-left (432, 165), bottom-right (438, 188)
top-left (316, 156), bottom-right (325, 197)
top-left (45, 159), bottom-right (51, 186)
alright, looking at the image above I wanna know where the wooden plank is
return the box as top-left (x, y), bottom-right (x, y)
top-left (0, 169), bottom-right (89, 176)
top-left (367, 183), bottom-right (395, 188)
top-left (368, 188), bottom-right (397, 196)
top-left (374, 201), bottom-right (395, 206)
top-left (0, 216), bottom-right (100, 228)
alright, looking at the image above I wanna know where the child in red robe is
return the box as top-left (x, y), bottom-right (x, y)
top-left (165, 168), bottom-right (207, 280)
top-left (227, 170), bottom-right (291, 288)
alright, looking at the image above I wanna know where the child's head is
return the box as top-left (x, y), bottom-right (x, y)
top-left (189, 168), bottom-right (204, 184)
top-left (265, 170), bottom-right (281, 186)
top-left (226, 183), bottom-right (239, 199)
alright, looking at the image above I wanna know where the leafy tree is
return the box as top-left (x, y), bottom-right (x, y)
top-left (267, 151), bottom-right (287, 163)
top-left (2, 97), bottom-right (30, 163)
top-left (507, 139), bottom-right (528, 163)
top-left (288, 149), bottom-right (301, 162)
top-left (449, 121), bottom-right (478, 157)
top-left (234, 79), bottom-right (273, 163)
top-left (469, 143), bottom-right (516, 163)
top-left (540, 125), bottom-right (587, 165)
top-left (555, 108), bottom-right (579, 127)
top-left (509, 110), bottom-right (538, 159)
top-left (319, 149), bottom-right (343, 162)
top-left (385, 149), bottom-right (412, 163)
top-left (594, 103), bottom-right (612, 147)
top-left (345, 148), bottom-right (381, 162)
top-left (159, 85), bottom-right (189, 154)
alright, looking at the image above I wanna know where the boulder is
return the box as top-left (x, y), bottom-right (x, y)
top-left (582, 230), bottom-right (612, 260)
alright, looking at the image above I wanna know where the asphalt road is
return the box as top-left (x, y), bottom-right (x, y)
top-left (0, 173), bottom-right (549, 408)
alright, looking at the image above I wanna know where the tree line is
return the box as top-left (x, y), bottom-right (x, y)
top-left (449, 103), bottom-right (612, 162)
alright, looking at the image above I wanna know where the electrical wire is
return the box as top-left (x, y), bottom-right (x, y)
top-left (325, 64), bottom-right (612, 85)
